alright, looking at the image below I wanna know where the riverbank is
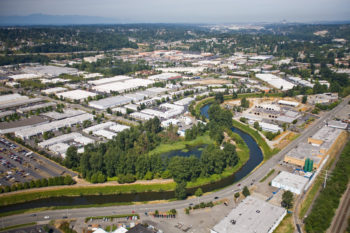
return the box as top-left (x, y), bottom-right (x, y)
top-left (232, 120), bottom-right (279, 160)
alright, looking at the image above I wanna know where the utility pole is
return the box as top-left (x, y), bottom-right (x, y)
top-left (323, 170), bottom-right (328, 189)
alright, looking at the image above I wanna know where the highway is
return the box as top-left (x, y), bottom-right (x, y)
top-left (1, 96), bottom-right (349, 229)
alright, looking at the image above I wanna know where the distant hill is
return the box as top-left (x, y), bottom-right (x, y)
top-left (0, 14), bottom-right (119, 25)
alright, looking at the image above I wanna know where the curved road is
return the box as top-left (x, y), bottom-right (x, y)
top-left (1, 96), bottom-right (349, 228)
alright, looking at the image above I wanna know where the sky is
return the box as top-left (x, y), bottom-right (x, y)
top-left (0, 0), bottom-right (350, 23)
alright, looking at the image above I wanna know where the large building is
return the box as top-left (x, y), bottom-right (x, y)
top-left (271, 171), bottom-right (309, 195)
top-left (211, 196), bottom-right (286, 233)
top-left (284, 126), bottom-right (346, 169)
top-left (256, 74), bottom-right (295, 91)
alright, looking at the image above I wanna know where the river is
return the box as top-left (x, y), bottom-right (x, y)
top-left (0, 104), bottom-right (263, 213)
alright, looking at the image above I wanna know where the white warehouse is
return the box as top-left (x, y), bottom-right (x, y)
top-left (271, 171), bottom-right (309, 195)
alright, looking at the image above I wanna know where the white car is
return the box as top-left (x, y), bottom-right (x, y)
top-left (44, 216), bottom-right (50, 219)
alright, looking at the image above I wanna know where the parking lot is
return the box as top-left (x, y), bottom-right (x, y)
top-left (0, 137), bottom-right (75, 187)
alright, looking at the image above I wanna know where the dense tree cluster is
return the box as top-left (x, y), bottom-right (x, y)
top-left (0, 175), bottom-right (75, 193)
top-left (208, 104), bottom-right (233, 143)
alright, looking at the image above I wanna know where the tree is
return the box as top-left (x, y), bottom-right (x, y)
top-left (64, 146), bottom-right (79, 169)
top-left (234, 192), bottom-right (240, 200)
top-left (281, 190), bottom-right (294, 209)
top-left (253, 121), bottom-right (260, 130)
top-left (240, 97), bottom-right (249, 108)
top-left (302, 95), bottom-right (308, 104)
top-left (64, 175), bottom-right (75, 185)
top-left (195, 188), bottom-right (203, 197)
top-left (174, 181), bottom-right (187, 200)
top-left (242, 186), bottom-right (250, 197)
top-left (215, 92), bottom-right (224, 104)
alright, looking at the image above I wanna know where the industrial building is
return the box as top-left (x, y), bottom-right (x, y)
top-left (83, 121), bottom-right (130, 139)
top-left (271, 171), bottom-right (309, 195)
top-left (9, 73), bottom-right (40, 80)
top-left (277, 100), bottom-right (299, 107)
top-left (256, 74), bottom-right (295, 91)
top-left (42, 109), bottom-right (86, 120)
top-left (42, 87), bottom-right (68, 95)
top-left (306, 93), bottom-right (338, 105)
top-left (15, 113), bottom-right (94, 140)
top-left (57, 90), bottom-right (97, 101)
top-left (130, 112), bottom-right (155, 121)
top-left (22, 65), bottom-right (79, 77)
top-left (140, 103), bottom-right (184, 120)
top-left (174, 97), bottom-right (195, 106)
top-left (17, 102), bottom-right (56, 114)
top-left (89, 96), bottom-right (133, 110)
top-left (284, 126), bottom-right (346, 169)
top-left (0, 93), bottom-right (43, 110)
top-left (38, 132), bottom-right (94, 157)
top-left (91, 78), bottom-right (154, 93)
top-left (88, 75), bottom-right (132, 86)
top-left (148, 72), bottom-right (181, 81)
top-left (327, 120), bottom-right (348, 130)
top-left (211, 196), bottom-right (286, 233)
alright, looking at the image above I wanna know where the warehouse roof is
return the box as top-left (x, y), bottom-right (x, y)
top-left (9, 73), bottom-right (40, 80)
top-left (256, 74), bottom-right (295, 91)
top-left (88, 75), bottom-right (132, 86)
top-left (311, 126), bottom-right (343, 150)
top-left (327, 120), bottom-right (347, 130)
top-left (17, 102), bottom-right (56, 114)
top-left (94, 129), bottom-right (116, 139)
top-left (15, 113), bottom-right (93, 139)
top-left (39, 132), bottom-right (94, 147)
top-left (212, 196), bottom-right (286, 233)
top-left (148, 73), bottom-right (181, 81)
top-left (42, 109), bottom-right (85, 120)
top-left (83, 122), bottom-right (116, 134)
top-left (272, 171), bottom-right (309, 194)
top-left (57, 90), bottom-right (97, 100)
top-left (285, 143), bottom-right (322, 165)
top-left (89, 96), bottom-right (133, 109)
top-left (42, 87), bottom-right (68, 95)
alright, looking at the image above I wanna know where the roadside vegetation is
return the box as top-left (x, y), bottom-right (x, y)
top-left (304, 140), bottom-right (350, 233)
top-left (260, 169), bottom-right (275, 183)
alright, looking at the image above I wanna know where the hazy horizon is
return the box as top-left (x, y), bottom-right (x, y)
top-left (0, 0), bottom-right (350, 24)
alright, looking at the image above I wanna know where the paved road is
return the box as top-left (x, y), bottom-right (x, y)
top-left (1, 96), bottom-right (349, 229)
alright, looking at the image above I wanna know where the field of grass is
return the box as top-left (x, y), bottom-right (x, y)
top-left (273, 213), bottom-right (294, 233)
top-left (0, 182), bottom-right (176, 206)
top-left (148, 133), bottom-right (214, 155)
top-left (0, 222), bottom-right (36, 231)
top-left (232, 120), bottom-right (280, 160)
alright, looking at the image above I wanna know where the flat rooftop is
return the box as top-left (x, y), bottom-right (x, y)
top-left (310, 126), bottom-right (343, 150)
top-left (285, 142), bottom-right (322, 164)
top-left (212, 196), bottom-right (286, 233)
top-left (271, 171), bottom-right (309, 194)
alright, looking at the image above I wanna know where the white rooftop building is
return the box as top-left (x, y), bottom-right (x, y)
top-left (148, 73), bottom-right (181, 81)
top-left (39, 132), bottom-right (94, 148)
top-left (42, 87), bottom-right (68, 95)
top-left (15, 113), bottom-right (93, 139)
top-left (211, 196), bottom-right (286, 233)
top-left (256, 74), bottom-right (295, 91)
top-left (57, 90), bottom-right (97, 101)
top-left (271, 171), bottom-right (309, 195)
top-left (89, 96), bottom-right (133, 110)
top-left (9, 73), bottom-right (40, 80)
top-left (88, 75), bottom-right (132, 86)
top-left (91, 78), bottom-right (154, 93)
top-left (278, 100), bottom-right (299, 107)
top-left (94, 129), bottom-right (116, 140)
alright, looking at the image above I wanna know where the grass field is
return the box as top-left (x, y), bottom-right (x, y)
top-left (273, 213), bottom-right (294, 233)
top-left (0, 222), bottom-right (36, 231)
top-left (148, 133), bottom-right (214, 155)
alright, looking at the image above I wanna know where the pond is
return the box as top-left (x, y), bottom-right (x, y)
top-left (0, 103), bottom-right (263, 213)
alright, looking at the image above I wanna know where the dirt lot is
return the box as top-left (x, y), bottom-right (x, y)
top-left (196, 79), bottom-right (230, 85)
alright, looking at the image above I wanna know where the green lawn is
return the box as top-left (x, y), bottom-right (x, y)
top-left (0, 222), bottom-right (36, 231)
top-left (148, 133), bottom-right (214, 155)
